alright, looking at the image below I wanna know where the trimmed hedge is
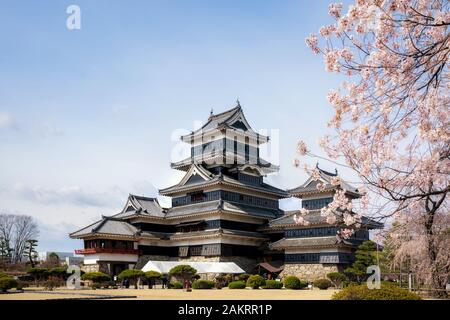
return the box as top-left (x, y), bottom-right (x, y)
top-left (144, 271), bottom-right (162, 280)
top-left (263, 280), bottom-right (283, 289)
top-left (0, 276), bottom-right (18, 292)
top-left (246, 275), bottom-right (266, 289)
top-left (283, 276), bottom-right (307, 290)
top-left (118, 269), bottom-right (144, 280)
top-left (238, 274), bottom-right (251, 282)
top-left (192, 280), bottom-right (215, 289)
top-left (168, 265), bottom-right (197, 278)
top-left (81, 272), bottom-right (111, 283)
top-left (327, 272), bottom-right (347, 288)
top-left (228, 281), bottom-right (246, 289)
top-left (314, 278), bottom-right (332, 290)
top-left (332, 283), bottom-right (422, 300)
top-left (169, 281), bottom-right (183, 289)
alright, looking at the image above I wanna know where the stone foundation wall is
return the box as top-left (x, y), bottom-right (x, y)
top-left (176, 256), bottom-right (221, 263)
top-left (81, 264), bottom-right (99, 273)
top-left (81, 262), bottom-right (110, 274)
top-left (281, 263), bottom-right (342, 282)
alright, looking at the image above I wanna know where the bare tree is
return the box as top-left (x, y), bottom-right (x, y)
top-left (0, 214), bottom-right (15, 249)
top-left (11, 215), bottom-right (39, 264)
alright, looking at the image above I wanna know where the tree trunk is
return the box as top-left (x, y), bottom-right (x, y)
top-left (424, 197), bottom-right (448, 298)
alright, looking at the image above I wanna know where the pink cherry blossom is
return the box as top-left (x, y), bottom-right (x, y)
top-left (302, 0), bottom-right (449, 296)
top-left (296, 140), bottom-right (309, 156)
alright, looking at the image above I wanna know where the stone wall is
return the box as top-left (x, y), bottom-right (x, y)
top-left (280, 263), bottom-right (342, 282)
top-left (176, 256), bottom-right (221, 263)
top-left (81, 264), bottom-right (99, 273)
top-left (81, 262), bottom-right (110, 274)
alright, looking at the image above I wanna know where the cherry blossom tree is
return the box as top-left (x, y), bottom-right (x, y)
top-left (298, 0), bottom-right (449, 295)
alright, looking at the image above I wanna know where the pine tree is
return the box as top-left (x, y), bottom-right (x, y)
top-left (345, 240), bottom-right (379, 283)
top-left (24, 239), bottom-right (38, 268)
top-left (0, 237), bottom-right (12, 264)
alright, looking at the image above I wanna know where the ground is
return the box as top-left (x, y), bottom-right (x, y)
top-left (0, 287), bottom-right (338, 300)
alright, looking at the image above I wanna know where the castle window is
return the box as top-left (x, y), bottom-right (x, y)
top-left (190, 192), bottom-right (204, 202)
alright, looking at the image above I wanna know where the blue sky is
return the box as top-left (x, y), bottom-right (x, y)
top-left (0, 0), bottom-right (355, 252)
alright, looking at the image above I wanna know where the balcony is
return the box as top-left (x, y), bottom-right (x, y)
top-left (75, 248), bottom-right (139, 255)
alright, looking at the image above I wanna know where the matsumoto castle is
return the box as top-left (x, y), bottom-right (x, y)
top-left (70, 103), bottom-right (382, 280)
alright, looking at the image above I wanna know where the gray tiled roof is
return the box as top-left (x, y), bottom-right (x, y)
top-left (201, 106), bottom-right (242, 131)
top-left (165, 200), bottom-right (222, 218)
top-left (180, 105), bottom-right (270, 143)
top-left (270, 236), bottom-right (340, 249)
top-left (113, 194), bottom-right (166, 219)
top-left (164, 200), bottom-right (281, 219)
top-left (160, 169), bottom-right (287, 197)
top-left (222, 201), bottom-right (282, 219)
top-left (269, 210), bottom-right (383, 229)
top-left (171, 152), bottom-right (279, 173)
top-left (221, 228), bottom-right (268, 239)
top-left (221, 174), bottom-right (287, 196)
top-left (269, 210), bottom-right (326, 227)
top-left (70, 218), bottom-right (139, 238)
top-left (169, 228), bottom-right (267, 240)
top-left (288, 165), bottom-right (359, 196)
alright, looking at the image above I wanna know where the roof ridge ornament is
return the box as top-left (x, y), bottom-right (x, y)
top-left (208, 108), bottom-right (214, 120)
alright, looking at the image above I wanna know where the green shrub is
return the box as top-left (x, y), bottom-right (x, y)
top-left (101, 281), bottom-right (116, 289)
top-left (16, 280), bottom-right (30, 290)
top-left (145, 270), bottom-right (162, 288)
top-left (192, 280), bottom-right (215, 289)
top-left (246, 275), bottom-right (266, 289)
top-left (169, 281), bottom-right (183, 289)
top-left (327, 272), bottom-right (347, 288)
top-left (283, 276), bottom-right (307, 289)
top-left (81, 272), bottom-right (111, 283)
top-left (314, 278), bottom-right (332, 290)
top-left (0, 272), bottom-right (8, 278)
top-left (118, 269), bottom-right (144, 289)
top-left (238, 274), bottom-right (251, 282)
top-left (332, 283), bottom-right (422, 300)
top-left (228, 281), bottom-right (246, 289)
top-left (48, 267), bottom-right (67, 278)
top-left (169, 265), bottom-right (197, 281)
top-left (144, 271), bottom-right (162, 280)
top-left (0, 276), bottom-right (18, 292)
top-left (215, 274), bottom-right (233, 288)
top-left (91, 282), bottom-right (102, 290)
top-left (263, 280), bottom-right (283, 289)
top-left (118, 269), bottom-right (144, 280)
top-left (26, 268), bottom-right (49, 282)
top-left (43, 278), bottom-right (62, 291)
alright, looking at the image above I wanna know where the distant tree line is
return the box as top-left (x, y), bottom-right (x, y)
top-left (0, 213), bottom-right (39, 265)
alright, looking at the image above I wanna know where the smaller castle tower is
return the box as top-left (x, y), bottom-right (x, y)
top-left (264, 165), bottom-right (382, 281)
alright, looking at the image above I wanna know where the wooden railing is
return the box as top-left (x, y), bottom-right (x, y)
top-left (74, 248), bottom-right (139, 255)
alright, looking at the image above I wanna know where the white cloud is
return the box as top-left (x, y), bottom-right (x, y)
top-left (11, 183), bottom-right (125, 208)
top-left (38, 124), bottom-right (64, 137)
top-left (0, 112), bottom-right (15, 129)
top-left (112, 104), bottom-right (129, 114)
